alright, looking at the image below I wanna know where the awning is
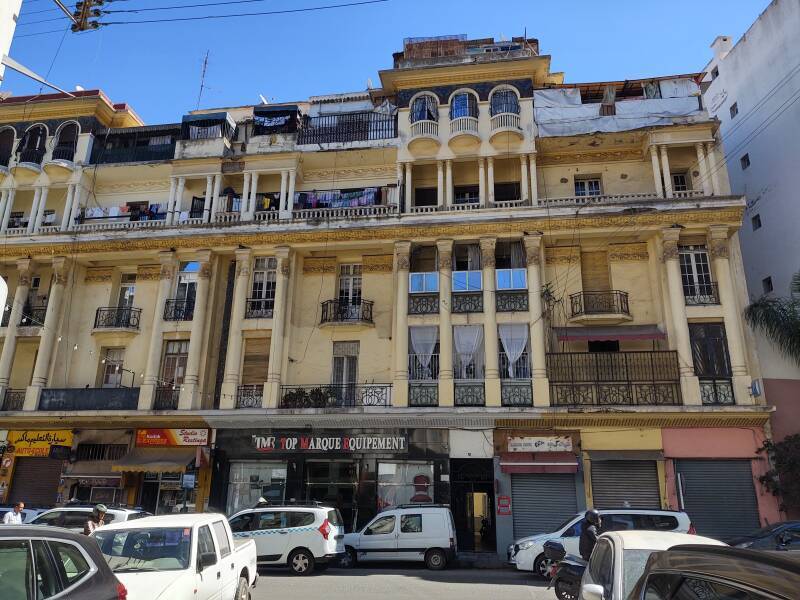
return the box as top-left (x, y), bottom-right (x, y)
top-left (182, 111), bottom-right (237, 129)
top-left (111, 448), bottom-right (197, 473)
top-left (254, 104), bottom-right (299, 115)
top-left (554, 325), bottom-right (666, 342)
top-left (95, 123), bottom-right (181, 137)
top-left (500, 451), bottom-right (578, 474)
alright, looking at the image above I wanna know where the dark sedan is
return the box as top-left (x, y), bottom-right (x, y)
top-left (726, 521), bottom-right (800, 550)
top-left (0, 525), bottom-right (126, 599)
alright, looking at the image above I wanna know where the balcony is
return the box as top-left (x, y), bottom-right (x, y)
top-left (699, 378), bottom-right (734, 405)
top-left (501, 380), bottom-right (533, 407)
top-left (245, 298), bottom-right (274, 319)
top-left (454, 381), bottom-right (485, 406)
top-left (291, 187), bottom-right (398, 221)
top-left (39, 387), bottom-right (139, 411)
top-left (409, 382), bottom-right (438, 407)
top-left (93, 307), bottom-right (142, 331)
top-left (547, 350), bottom-right (681, 406)
top-left (154, 387), bottom-right (179, 410)
top-left (684, 282), bottom-right (720, 306)
top-left (452, 292), bottom-right (483, 313)
top-left (409, 293), bottom-right (439, 315)
top-left (50, 145), bottom-right (76, 163)
top-left (279, 384), bottom-right (391, 409)
top-left (18, 148), bottom-right (46, 166)
top-left (90, 143), bottom-right (176, 165)
top-left (489, 112), bottom-right (523, 147)
top-left (496, 290), bottom-right (528, 312)
top-left (20, 302), bottom-right (48, 327)
top-left (408, 120), bottom-right (440, 155)
top-left (448, 117), bottom-right (480, 152)
top-left (540, 192), bottom-right (661, 208)
top-left (1, 389), bottom-right (25, 411)
top-left (569, 290), bottom-right (631, 324)
top-left (236, 384), bottom-right (263, 409)
top-left (163, 299), bottom-right (195, 321)
top-left (297, 112), bottom-right (397, 145)
top-left (320, 299), bottom-right (373, 326)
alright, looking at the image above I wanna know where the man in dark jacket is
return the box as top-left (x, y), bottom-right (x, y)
top-left (579, 509), bottom-right (602, 560)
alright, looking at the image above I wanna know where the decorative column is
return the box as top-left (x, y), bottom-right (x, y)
top-left (249, 171), bottom-right (259, 216)
top-left (519, 154), bottom-right (529, 204)
top-left (174, 176), bottom-right (186, 223)
top-left (708, 226), bottom-right (751, 404)
top-left (0, 189), bottom-right (14, 232)
top-left (487, 157), bottom-right (495, 205)
top-left (211, 173), bottom-right (222, 220)
top-left (529, 153), bottom-right (539, 205)
top-left (661, 229), bottom-right (701, 405)
top-left (26, 187), bottom-right (42, 233)
top-left (0, 259), bottom-right (33, 400)
top-left (202, 175), bottom-right (213, 222)
top-left (178, 251), bottom-right (212, 410)
top-left (165, 177), bottom-right (178, 226)
top-left (404, 162), bottom-right (413, 210)
top-left (445, 159), bottom-right (453, 208)
top-left (138, 252), bottom-right (177, 410)
top-left (32, 186), bottom-right (49, 232)
top-left (659, 146), bottom-right (674, 198)
top-left (279, 170), bottom-right (289, 218)
top-left (265, 247), bottom-right (291, 408)
top-left (241, 173), bottom-right (251, 220)
top-left (219, 249), bottom-right (252, 409)
top-left (524, 234), bottom-right (549, 406)
top-left (695, 143), bottom-right (712, 196)
top-left (287, 168), bottom-right (297, 212)
top-left (0, 190), bottom-right (7, 228)
top-left (59, 185), bottom-right (75, 231)
top-left (437, 239), bottom-right (454, 407)
top-left (24, 257), bottom-right (69, 410)
top-left (393, 241), bottom-right (411, 407)
top-left (650, 145), bottom-right (665, 198)
top-left (478, 158), bottom-right (486, 206)
top-left (480, 238), bottom-right (501, 406)
top-left (706, 142), bottom-right (722, 196)
top-left (436, 161), bottom-right (444, 208)
top-left (67, 186), bottom-right (83, 231)
top-left (396, 163), bottom-right (404, 211)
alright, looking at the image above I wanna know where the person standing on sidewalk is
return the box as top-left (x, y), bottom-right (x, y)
top-left (2, 501), bottom-right (24, 524)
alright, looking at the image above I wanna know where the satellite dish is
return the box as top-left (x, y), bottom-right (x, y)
top-left (259, 94), bottom-right (268, 105)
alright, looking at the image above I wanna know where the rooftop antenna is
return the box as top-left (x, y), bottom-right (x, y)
top-left (367, 78), bottom-right (374, 89)
top-left (196, 50), bottom-right (209, 110)
top-left (259, 94), bottom-right (269, 105)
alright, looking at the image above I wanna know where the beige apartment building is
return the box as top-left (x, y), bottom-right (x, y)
top-left (0, 35), bottom-right (781, 559)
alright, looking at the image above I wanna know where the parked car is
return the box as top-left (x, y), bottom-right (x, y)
top-left (342, 504), bottom-right (457, 570)
top-left (0, 524), bottom-right (127, 599)
top-left (93, 513), bottom-right (257, 600)
top-left (229, 503), bottom-right (344, 575)
top-left (509, 509), bottom-right (693, 577)
top-left (578, 531), bottom-right (724, 600)
top-left (628, 544), bottom-right (800, 600)
top-left (29, 505), bottom-right (150, 532)
top-left (0, 504), bottom-right (50, 523)
top-left (725, 521), bottom-right (800, 551)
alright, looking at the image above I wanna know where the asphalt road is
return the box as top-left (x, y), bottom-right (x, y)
top-left (251, 566), bottom-right (554, 600)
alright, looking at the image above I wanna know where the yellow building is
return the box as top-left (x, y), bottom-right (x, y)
top-left (0, 35), bottom-right (780, 558)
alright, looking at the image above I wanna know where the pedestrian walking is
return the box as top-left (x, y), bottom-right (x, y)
top-left (83, 503), bottom-right (107, 535)
top-left (2, 501), bottom-right (24, 524)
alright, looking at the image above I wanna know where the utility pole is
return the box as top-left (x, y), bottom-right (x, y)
top-left (70, 0), bottom-right (103, 32)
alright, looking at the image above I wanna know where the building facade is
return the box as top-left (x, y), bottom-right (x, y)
top-left (0, 35), bottom-right (780, 558)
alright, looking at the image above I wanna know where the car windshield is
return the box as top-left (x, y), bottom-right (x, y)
top-left (622, 549), bottom-right (657, 597)
top-left (551, 515), bottom-right (580, 534)
top-left (94, 527), bottom-right (192, 572)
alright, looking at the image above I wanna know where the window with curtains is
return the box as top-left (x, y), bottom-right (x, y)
top-left (498, 324), bottom-right (530, 379)
top-left (688, 323), bottom-right (731, 380)
top-left (449, 92), bottom-right (478, 119)
top-left (490, 89), bottom-right (520, 116)
top-left (453, 244), bottom-right (482, 292)
top-left (410, 94), bottom-right (438, 123)
top-left (409, 326), bottom-right (439, 380)
top-left (495, 240), bottom-right (527, 290)
top-left (251, 257), bottom-right (277, 308)
top-left (332, 341), bottom-right (359, 392)
top-left (453, 325), bottom-right (484, 380)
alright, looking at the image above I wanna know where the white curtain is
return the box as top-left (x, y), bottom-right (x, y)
top-left (498, 324), bottom-right (529, 378)
top-left (410, 326), bottom-right (438, 377)
top-left (510, 241), bottom-right (526, 268)
top-left (454, 325), bottom-right (484, 379)
top-left (466, 244), bottom-right (481, 271)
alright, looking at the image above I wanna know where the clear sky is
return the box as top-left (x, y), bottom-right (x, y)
top-left (5, 0), bottom-right (768, 124)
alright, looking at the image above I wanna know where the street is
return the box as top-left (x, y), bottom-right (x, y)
top-left (251, 566), bottom-right (554, 600)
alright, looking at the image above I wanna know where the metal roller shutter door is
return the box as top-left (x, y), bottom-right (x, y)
top-left (676, 459), bottom-right (760, 539)
top-left (591, 460), bottom-right (661, 509)
top-left (511, 474), bottom-right (578, 540)
top-left (9, 457), bottom-right (63, 506)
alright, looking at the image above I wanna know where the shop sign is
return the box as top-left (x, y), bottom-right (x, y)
top-left (496, 495), bottom-right (512, 516)
top-left (77, 478), bottom-right (120, 487)
top-left (507, 436), bottom-right (573, 453)
top-left (251, 433), bottom-right (408, 453)
top-left (7, 430), bottom-right (73, 457)
top-left (136, 429), bottom-right (209, 447)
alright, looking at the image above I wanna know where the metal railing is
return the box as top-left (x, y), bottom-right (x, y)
top-left (684, 282), bottom-right (720, 306)
top-left (20, 303), bottom-right (48, 326)
top-left (153, 387), bottom-right (179, 410)
top-left (496, 290), bottom-right (528, 312)
top-left (570, 290), bottom-right (630, 317)
top-left (409, 382), bottom-right (438, 407)
top-left (279, 383), bottom-right (391, 408)
top-left (501, 381), bottom-right (533, 407)
top-left (18, 149), bottom-right (45, 164)
top-left (245, 298), bottom-right (274, 319)
top-left (500, 351), bottom-right (531, 380)
top-left (91, 143), bottom-right (176, 165)
top-left (699, 378), bottom-right (735, 405)
top-left (320, 299), bottom-right (373, 324)
top-left (454, 381), bottom-right (485, 406)
top-left (39, 388), bottom-right (140, 411)
top-left (409, 353), bottom-right (439, 381)
top-left (452, 292), bottom-right (483, 313)
top-left (94, 307), bottom-right (142, 330)
top-left (1, 389), bottom-right (25, 411)
top-left (539, 192), bottom-right (659, 207)
top-left (50, 146), bottom-right (76, 162)
top-left (297, 112), bottom-right (397, 145)
top-left (547, 351), bottom-right (681, 406)
top-left (408, 293), bottom-right (439, 315)
top-left (236, 384), bottom-right (263, 409)
top-left (163, 299), bottom-right (195, 321)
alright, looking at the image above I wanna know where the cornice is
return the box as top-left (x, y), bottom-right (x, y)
top-left (362, 254), bottom-right (393, 273)
top-left (538, 148), bottom-right (643, 165)
top-left (303, 257), bottom-right (337, 274)
top-left (608, 242), bottom-right (649, 262)
top-left (84, 267), bottom-right (113, 283)
top-left (545, 246), bottom-right (580, 265)
top-left (302, 166), bottom-right (396, 182)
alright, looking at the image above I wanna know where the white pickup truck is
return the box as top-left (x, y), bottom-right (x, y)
top-left (93, 513), bottom-right (258, 600)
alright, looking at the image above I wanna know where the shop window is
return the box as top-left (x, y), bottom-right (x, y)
top-left (226, 462), bottom-right (287, 515)
top-left (401, 514), bottom-right (423, 533)
top-left (365, 515), bottom-right (396, 535)
top-left (574, 177), bottom-right (602, 197)
top-left (377, 462), bottom-right (434, 509)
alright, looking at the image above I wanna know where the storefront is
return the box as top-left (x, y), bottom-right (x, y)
top-left (113, 428), bottom-right (211, 515)
top-left (210, 429), bottom-right (449, 531)
top-left (62, 430), bottom-right (132, 505)
top-left (0, 430), bottom-right (73, 506)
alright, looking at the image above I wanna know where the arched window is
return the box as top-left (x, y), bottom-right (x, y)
top-left (450, 92), bottom-right (478, 119)
top-left (490, 89), bottom-right (520, 116)
top-left (17, 124), bottom-right (47, 164)
top-left (0, 128), bottom-right (14, 167)
top-left (410, 94), bottom-right (438, 123)
top-left (53, 122), bottom-right (79, 161)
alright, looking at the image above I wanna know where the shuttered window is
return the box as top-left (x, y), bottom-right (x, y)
top-left (581, 251), bottom-right (611, 291)
top-left (591, 460), bottom-right (660, 509)
top-left (511, 474), bottom-right (578, 540)
top-left (241, 337), bottom-right (269, 385)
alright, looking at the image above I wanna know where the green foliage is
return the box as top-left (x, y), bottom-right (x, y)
top-left (758, 434), bottom-right (800, 512)
top-left (744, 272), bottom-right (800, 367)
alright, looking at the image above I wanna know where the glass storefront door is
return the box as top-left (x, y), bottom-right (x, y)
top-left (226, 462), bottom-right (287, 515)
top-left (305, 460), bottom-right (358, 530)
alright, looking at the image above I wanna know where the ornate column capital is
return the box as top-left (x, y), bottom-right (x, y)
top-left (234, 248), bottom-right (253, 277)
top-left (157, 250), bottom-right (176, 280)
top-left (51, 256), bottom-right (70, 285)
top-left (479, 237), bottom-right (496, 267)
top-left (274, 246), bottom-right (291, 277)
top-left (16, 258), bottom-right (33, 286)
top-left (660, 227), bottom-right (681, 262)
top-left (523, 234), bottom-right (543, 265)
top-left (395, 241), bottom-right (411, 271)
top-left (436, 239), bottom-right (453, 270)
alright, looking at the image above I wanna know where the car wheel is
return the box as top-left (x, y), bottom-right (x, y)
top-left (289, 549), bottom-right (315, 576)
top-left (533, 553), bottom-right (554, 579)
top-left (339, 547), bottom-right (357, 568)
top-left (554, 578), bottom-right (578, 600)
top-left (424, 548), bottom-right (447, 571)
top-left (234, 576), bottom-right (250, 600)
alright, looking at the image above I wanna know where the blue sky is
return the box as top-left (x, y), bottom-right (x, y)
top-left (6, 0), bottom-right (768, 124)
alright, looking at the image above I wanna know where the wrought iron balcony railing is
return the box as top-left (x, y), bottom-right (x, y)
top-left (94, 307), bottom-right (142, 330)
top-left (1, 389), bottom-right (25, 411)
top-left (39, 387), bottom-right (139, 411)
top-left (409, 382), bottom-right (438, 407)
top-left (20, 303), bottom-right (48, 327)
top-left (18, 149), bottom-right (46, 165)
top-left (408, 293), bottom-right (439, 315)
top-left (501, 380), bottom-right (533, 407)
top-left (279, 384), bottom-right (391, 409)
top-left (245, 298), bottom-right (274, 319)
top-left (320, 299), bottom-right (373, 324)
top-left (699, 378), bottom-right (734, 405)
top-left (684, 282), bottom-right (720, 306)
top-left (454, 381), bottom-right (485, 406)
top-left (570, 290), bottom-right (630, 317)
top-left (51, 146), bottom-right (76, 162)
top-left (163, 299), bottom-right (195, 321)
top-left (496, 290), bottom-right (528, 312)
top-left (297, 112), bottom-right (397, 145)
top-left (154, 386), bottom-right (179, 410)
top-left (452, 292), bottom-right (483, 313)
top-left (409, 353), bottom-right (439, 381)
top-left (236, 384), bottom-right (263, 409)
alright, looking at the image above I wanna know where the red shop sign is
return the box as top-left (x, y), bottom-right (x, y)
top-left (497, 495), bottom-right (512, 516)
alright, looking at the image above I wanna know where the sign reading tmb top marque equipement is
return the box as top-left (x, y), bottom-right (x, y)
top-left (251, 433), bottom-right (408, 453)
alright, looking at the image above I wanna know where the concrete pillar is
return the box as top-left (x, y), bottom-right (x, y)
top-left (0, 190), bottom-right (7, 229)
top-left (68, 186), bottom-right (83, 231)
top-left (487, 157), bottom-right (495, 205)
top-left (211, 173), bottom-right (222, 220)
top-left (445, 159), bottom-right (453, 208)
top-left (519, 154), bottom-right (529, 204)
top-left (650, 145), bottom-right (665, 198)
top-left (287, 169), bottom-right (297, 212)
top-left (437, 239), bottom-right (454, 407)
top-left (265, 247), bottom-right (291, 408)
top-left (26, 187), bottom-right (42, 233)
top-left (661, 229), bottom-right (701, 405)
top-left (32, 186), bottom-right (49, 232)
top-left (138, 252), bottom-right (176, 410)
top-left (249, 171), bottom-right (260, 216)
top-left (0, 189), bottom-right (14, 232)
top-left (279, 170), bottom-right (289, 217)
top-left (660, 146), bottom-right (674, 199)
top-left (174, 176), bottom-right (185, 224)
top-left (59, 185), bottom-right (75, 231)
top-left (529, 154), bottom-right (539, 205)
top-left (220, 249), bottom-right (252, 409)
top-left (706, 142), bottom-right (722, 196)
top-left (695, 143), bottom-right (712, 196)
top-left (404, 163), bottom-right (413, 209)
top-left (0, 259), bottom-right (33, 399)
top-left (24, 257), bottom-right (69, 410)
top-left (478, 158), bottom-right (486, 207)
top-left (524, 234), bottom-right (549, 406)
top-left (241, 173), bottom-right (251, 219)
top-left (165, 177), bottom-right (178, 226)
top-left (436, 161), bottom-right (444, 208)
top-left (178, 251), bottom-right (212, 410)
top-left (708, 225), bottom-right (751, 404)
top-left (203, 175), bottom-right (213, 222)
top-left (393, 241), bottom-right (411, 407)
top-left (480, 238), bottom-right (501, 406)
top-left (396, 163), bottom-right (404, 211)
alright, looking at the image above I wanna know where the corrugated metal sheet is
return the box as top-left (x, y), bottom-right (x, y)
top-left (9, 457), bottom-right (63, 506)
top-left (511, 473), bottom-right (578, 540)
top-left (591, 460), bottom-right (661, 509)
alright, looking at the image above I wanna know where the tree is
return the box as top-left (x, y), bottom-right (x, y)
top-left (758, 434), bottom-right (800, 512)
top-left (744, 272), bottom-right (800, 366)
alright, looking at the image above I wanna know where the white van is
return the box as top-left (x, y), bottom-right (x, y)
top-left (342, 504), bottom-right (457, 570)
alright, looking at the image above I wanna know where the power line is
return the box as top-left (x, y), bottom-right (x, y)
top-left (16, 16), bottom-right (72, 27)
top-left (104, 0), bottom-right (302, 13)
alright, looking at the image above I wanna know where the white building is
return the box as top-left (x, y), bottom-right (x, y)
top-left (702, 0), bottom-right (800, 441)
top-left (0, 0), bottom-right (22, 86)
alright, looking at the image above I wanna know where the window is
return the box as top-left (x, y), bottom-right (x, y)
top-left (450, 92), bottom-right (478, 119)
top-left (250, 257), bottom-right (277, 310)
top-left (401, 514), bottom-right (423, 533)
top-left (495, 240), bottom-right (527, 290)
top-left (0, 539), bottom-right (32, 600)
top-left (454, 185), bottom-right (479, 204)
top-left (229, 513), bottom-right (255, 533)
top-left (197, 525), bottom-right (216, 558)
top-left (365, 515), bottom-right (396, 535)
top-left (49, 541), bottom-right (91, 586)
top-left (490, 89), bottom-right (520, 116)
top-left (100, 348), bottom-right (126, 388)
top-left (33, 540), bottom-right (63, 598)
top-left (453, 244), bottom-right (482, 292)
top-left (711, 66), bottom-right (719, 80)
top-left (212, 521), bottom-right (231, 557)
top-left (588, 539), bottom-right (614, 598)
top-left (332, 341), bottom-right (359, 398)
top-left (688, 323), bottom-right (732, 380)
top-left (176, 261), bottom-right (198, 304)
top-left (414, 187), bottom-right (437, 207)
top-left (338, 264), bottom-right (362, 308)
top-left (161, 340), bottom-right (190, 387)
top-left (602, 514), bottom-right (636, 532)
top-left (633, 514), bottom-right (679, 531)
top-left (751, 214), bottom-right (761, 231)
top-left (644, 573), bottom-right (759, 600)
top-left (563, 521), bottom-right (583, 538)
top-left (740, 153), bottom-right (750, 170)
top-left (256, 512), bottom-right (284, 530)
top-left (410, 94), bottom-right (438, 123)
top-left (679, 245), bottom-right (714, 301)
top-left (574, 177), bottom-right (602, 197)
top-left (287, 512), bottom-right (315, 528)
top-left (453, 325), bottom-right (484, 380)
top-left (377, 462), bottom-right (434, 509)
top-left (762, 276), bottom-right (773, 294)
top-left (409, 272), bottom-right (439, 294)
top-left (494, 181), bottom-right (521, 202)
top-left (32, 511), bottom-right (65, 527)
top-left (225, 462), bottom-right (287, 515)
top-left (729, 102), bottom-right (738, 118)
top-left (588, 340), bottom-right (620, 352)
top-left (672, 173), bottom-right (689, 192)
top-left (75, 443), bottom-right (127, 461)
top-left (117, 274), bottom-right (136, 308)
